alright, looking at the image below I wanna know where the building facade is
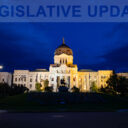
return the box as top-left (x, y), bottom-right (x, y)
top-left (117, 73), bottom-right (128, 79)
top-left (13, 39), bottom-right (113, 92)
top-left (0, 72), bottom-right (12, 86)
top-left (13, 69), bottom-right (49, 90)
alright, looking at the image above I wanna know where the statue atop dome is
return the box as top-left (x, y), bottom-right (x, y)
top-left (62, 37), bottom-right (65, 44)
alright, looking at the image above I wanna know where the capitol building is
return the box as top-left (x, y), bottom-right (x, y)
top-left (0, 39), bottom-right (127, 92)
top-left (11, 39), bottom-right (114, 92)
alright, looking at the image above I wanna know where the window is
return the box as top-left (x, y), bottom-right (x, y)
top-left (103, 76), bottom-right (106, 79)
top-left (66, 59), bottom-right (67, 64)
top-left (30, 78), bottom-right (32, 82)
top-left (30, 84), bottom-right (32, 88)
top-left (24, 78), bottom-right (26, 82)
top-left (15, 78), bottom-right (17, 82)
top-left (101, 76), bottom-right (104, 79)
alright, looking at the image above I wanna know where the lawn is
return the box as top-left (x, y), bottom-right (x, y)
top-left (0, 93), bottom-right (128, 112)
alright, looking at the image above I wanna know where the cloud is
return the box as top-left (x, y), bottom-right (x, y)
top-left (0, 23), bottom-right (128, 72)
top-left (0, 23), bottom-right (53, 71)
top-left (77, 43), bottom-right (128, 72)
top-left (94, 44), bottom-right (128, 72)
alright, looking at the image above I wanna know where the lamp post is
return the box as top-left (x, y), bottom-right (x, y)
top-left (0, 66), bottom-right (3, 70)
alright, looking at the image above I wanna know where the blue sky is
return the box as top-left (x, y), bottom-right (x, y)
top-left (0, 23), bottom-right (128, 72)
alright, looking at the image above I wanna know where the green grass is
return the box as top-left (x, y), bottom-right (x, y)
top-left (0, 93), bottom-right (128, 112)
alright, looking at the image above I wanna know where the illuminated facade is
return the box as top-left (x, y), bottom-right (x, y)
top-left (0, 72), bottom-right (12, 86)
top-left (117, 73), bottom-right (128, 79)
top-left (13, 39), bottom-right (113, 92)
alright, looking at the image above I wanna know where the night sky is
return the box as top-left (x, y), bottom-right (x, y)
top-left (0, 23), bottom-right (128, 73)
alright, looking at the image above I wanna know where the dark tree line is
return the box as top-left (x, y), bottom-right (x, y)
top-left (0, 83), bottom-right (29, 97)
top-left (100, 72), bottom-right (128, 96)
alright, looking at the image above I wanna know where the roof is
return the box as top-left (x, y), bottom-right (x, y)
top-left (54, 38), bottom-right (73, 56)
top-left (50, 64), bottom-right (77, 68)
top-left (31, 69), bottom-right (48, 72)
top-left (79, 69), bottom-right (96, 72)
top-left (50, 64), bottom-right (61, 67)
top-left (67, 64), bottom-right (77, 68)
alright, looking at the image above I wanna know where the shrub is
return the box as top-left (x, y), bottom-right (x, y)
top-left (71, 86), bottom-right (80, 93)
top-left (90, 82), bottom-right (98, 92)
top-left (44, 86), bottom-right (53, 92)
top-left (106, 72), bottom-right (128, 96)
top-left (35, 83), bottom-right (42, 92)
top-left (0, 83), bottom-right (29, 97)
top-left (58, 86), bottom-right (69, 92)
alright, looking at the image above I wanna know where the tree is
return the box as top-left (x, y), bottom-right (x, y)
top-left (43, 79), bottom-right (50, 92)
top-left (58, 86), bottom-right (69, 92)
top-left (90, 82), bottom-right (98, 92)
top-left (71, 86), bottom-right (80, 93)
top-left (0, 83), bottom-right (29, 97)
top-left (106, 71), bottom-right (128, 96)
top-left (35, 83), bottom-right (42, 92)
top-left (44, 79), bottom-right (49, 88)
top-left (100, 85), bottom-right (115, 95)
top-left (106, 71), bottom-right (118, 92)
top-left (117, 76), bottom-right (128, 96)
top-left (44, 86), bottom-right (53, 92)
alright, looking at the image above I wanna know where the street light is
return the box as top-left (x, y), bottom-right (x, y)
top-left (0, 66), bottom-right (3, 70)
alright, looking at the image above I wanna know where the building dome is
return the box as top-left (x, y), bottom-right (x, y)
top-left (54, 38), bottom-right (73, 56)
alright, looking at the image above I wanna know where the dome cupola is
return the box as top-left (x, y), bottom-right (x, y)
top-left (54, 38), bottom-right (73, 56)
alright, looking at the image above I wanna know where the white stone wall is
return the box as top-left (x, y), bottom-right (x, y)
top-left (0, 72), bottom-right (12, 86)
top-left (49, 64), bottom-right (78, 91)
top-left (28, 71), bottom-right (49, 90)
top-left (12, 68), bottom-right (114, 92)
top-left (13, 70), bottom-right (29, 88)
top-left (54, 54), bottom-right (73, 64)
top-left (13, 70), bottom-right (49, 91)
top-left (117, 73), bottom-right (128, 79)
